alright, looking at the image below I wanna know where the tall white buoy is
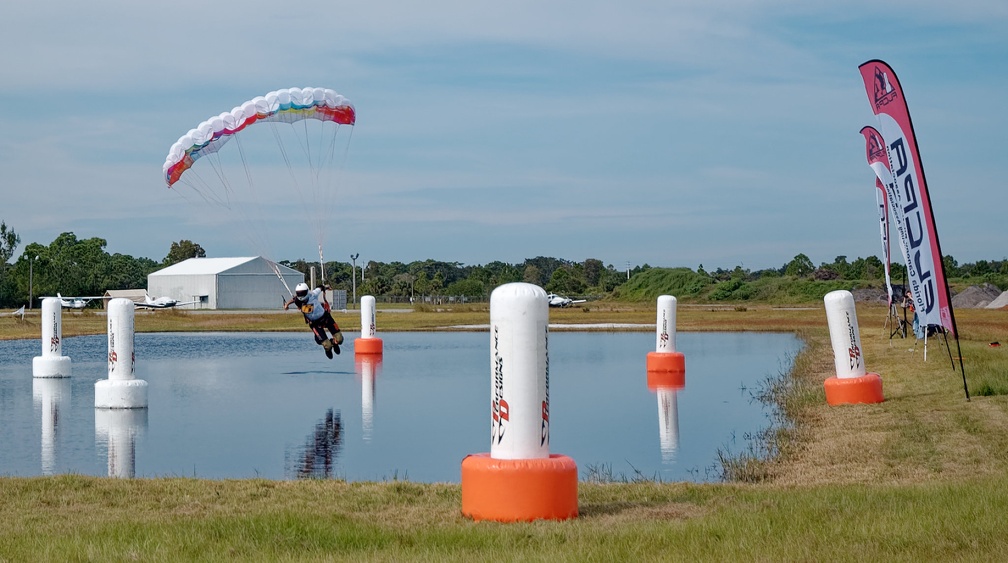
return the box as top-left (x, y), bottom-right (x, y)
top-left (461, 282), bottom-right (578, 522)
top-left (33, 377), bottom-right (71, 475)
top-left (354, 295), bottom-right (383, 355)
top-left (646, 295), bottom-right (685, 389)
top-left (32, 297), bottom-right (72, 378)
top-left (95, 298), bottom-right (148, 409)
top-left (489, 283), bottom-right (550, 460)
top-left (823, 290), bottom-right (884, 405)
top-left (655, 294), bottom-right (678, 353)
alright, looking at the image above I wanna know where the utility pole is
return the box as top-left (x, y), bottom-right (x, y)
top-left (350, 253), bottom-right (359, 305)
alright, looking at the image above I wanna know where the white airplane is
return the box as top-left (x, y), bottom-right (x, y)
top-left (135, 293), bottom-right (198, 309)
top-left (50, 293), bottom-right (103, 309)
top-left (547, 293), bottom-right (587, 308)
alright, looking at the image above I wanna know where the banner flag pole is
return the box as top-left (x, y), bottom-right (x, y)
top-left (858, 59), bottom-right (969, 400)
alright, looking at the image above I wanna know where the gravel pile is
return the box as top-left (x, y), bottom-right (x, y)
top-left (951, 283), bottom-right (1002, 308)
top-left (986, 291), bottom-right (1008, 309)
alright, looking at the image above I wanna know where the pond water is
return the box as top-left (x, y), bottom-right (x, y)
top-left (0, 330), bottom-right (802, 482)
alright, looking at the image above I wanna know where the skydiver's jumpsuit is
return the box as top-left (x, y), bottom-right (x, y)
top-left (294, 287), bottom-right (343, 346)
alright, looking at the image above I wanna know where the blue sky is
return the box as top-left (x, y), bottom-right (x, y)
top-left (2, 1), bottom-right (1006, 271)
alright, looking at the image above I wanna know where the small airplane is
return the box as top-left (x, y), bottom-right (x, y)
top-left (50, 293), bottom-right (102, 309)
top-left (134, 293), bottom-right (198, 309)
top-left (546, 293), bottom-right (587, 308)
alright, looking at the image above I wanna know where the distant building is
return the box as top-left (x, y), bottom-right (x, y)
top-left (102, 289), bottom-right (147, 309)
top-left (147, 257), bottom-right (304, 310)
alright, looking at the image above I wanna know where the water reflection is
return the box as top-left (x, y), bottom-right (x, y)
top-left (95, 409), bottom-right (148, 478)
top-left (0, 331), bottom-right (802, 482)
top-left (356, 357), bottom-right (381, 442)
top-left (32, 377), bottom-right (71, 475)
top-left (655, 388), bottom-right (680, 462)
top-left (286, 408), bottom-right (344, 479)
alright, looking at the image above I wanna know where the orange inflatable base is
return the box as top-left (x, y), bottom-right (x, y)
top-left (461, 453), bottom-right (578, 522)
top-left (646, 352), bottom-right (685, 389)
top-left (647, 351), bottom-right (685, 373)
top-left (824, 373), bottom-right (884, 406)
top-left (353, 337), bottom-right (383, 356)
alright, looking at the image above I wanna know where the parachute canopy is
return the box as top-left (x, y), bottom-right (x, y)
top-left (163, 87), bottom-right (355, 186)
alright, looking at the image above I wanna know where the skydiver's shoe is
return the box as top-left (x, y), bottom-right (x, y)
top-left (331, 338), bottom-right (341, 355)
top-left (322, 339), bottom-right (334, 359)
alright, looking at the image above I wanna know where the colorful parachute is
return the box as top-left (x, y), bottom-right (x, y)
top-left (163, 87), bottom-right (355, 186)
top-left (161, 87), bottom-right (356, 291)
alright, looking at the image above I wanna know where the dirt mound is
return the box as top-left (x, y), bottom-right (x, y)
top-left (951, 283), bottom-right (1002, 308)
top-left (851, 288), bottom-right (889, 303)
top-left (986, 290), bottom-right (1008, 309)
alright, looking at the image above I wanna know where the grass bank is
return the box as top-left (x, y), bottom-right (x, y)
top-left (2, 302), bottom-right (1007, 560)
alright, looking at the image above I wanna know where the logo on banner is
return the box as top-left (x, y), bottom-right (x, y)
top-left (889, 138), bottom-right (937, 316)
top-left (872, 66), bottom-right (897, 109)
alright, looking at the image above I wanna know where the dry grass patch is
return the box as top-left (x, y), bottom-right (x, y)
top-left (765, 304), bottom-right (1008, 487)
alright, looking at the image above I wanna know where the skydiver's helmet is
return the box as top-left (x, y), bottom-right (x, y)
top-left (295, 283), bottom-right (309, 300)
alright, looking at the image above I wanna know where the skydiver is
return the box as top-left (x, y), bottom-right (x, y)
top-left (283, 282), bottom-right (344, 359)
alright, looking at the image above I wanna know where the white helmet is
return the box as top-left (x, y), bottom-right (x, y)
top-left (295, 283), bottom-right (309, 298)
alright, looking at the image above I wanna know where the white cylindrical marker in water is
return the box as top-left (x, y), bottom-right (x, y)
top-left (95, 298), bottom-right (148, 409)
top-left (32, 297), bottom-right (72, 378)
top-left (361, 295), bottom-right (376, 339)
top-left (824, 290), bottom-right (867, 379)
top-left (354, 295), bottom-right (383, 355)
top-left (655, 294), bottom-right (678, 353)
top-left (646, 295), bottom-right (685, 387)
top-left (489, 282), bottom-right (549, 460)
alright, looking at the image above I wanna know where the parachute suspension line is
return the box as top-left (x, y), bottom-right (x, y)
top-left (230, 133), bottom-right (275, 261)
top-left (318, 244), bottom-right (326, 285)
top-left (314, 123), bottom-right (343, 255)
top-left (267, 258), bottom-right (295, 297)
top-left (268, 120), bottom-right (324, 267)
top-left (177, 150), bottom-right (233, 209)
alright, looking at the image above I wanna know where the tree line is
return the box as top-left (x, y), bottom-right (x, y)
top-left (1, 225), bottom-right (1006, 308)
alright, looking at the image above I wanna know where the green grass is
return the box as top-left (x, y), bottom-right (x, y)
top-left (3, 476), bottom-right (1008, 561)
top-left (3, 303), bottom-right (1008, 560)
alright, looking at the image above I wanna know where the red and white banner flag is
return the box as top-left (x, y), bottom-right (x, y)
top-left (859, 60), bottom-right (953, 335)
top-left (860, 126), bottom-right (894, 306)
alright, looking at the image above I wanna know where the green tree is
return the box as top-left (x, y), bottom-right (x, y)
top-left (522, 256), bottom-right (568, 286)
top-left (583, 258), bottom-right (603, 288)
top-left (0, 222), bottom-right (21, 306)
top-left (163, 240), bottom-right (206, 266)
top-left (545, 266), bottom-right (586, 295)
top-left (0, 221), bottom-right (19, 265)
top-left (413, 271), bottom-right (431, 296)
top-left (784, 254), bottom-right (814, 277)
top-left (522, 264), bottom-right (542, 285)
top-left (943, 255), bottom-right (959, 277)
top-left (444, 278), bottom-right (486, 298)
